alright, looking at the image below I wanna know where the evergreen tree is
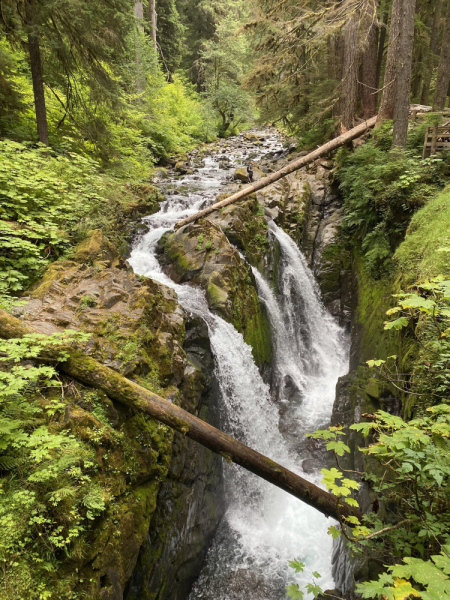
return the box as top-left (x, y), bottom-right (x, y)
top-left (379, 0), bottom-right (403, 119)
top-left (156, 0), bottom-right (184, 73)
top-left (392, 0), bottom-right (416, 147)
top-left (433, 0), bottom-right (450, 108)
top-left (0, 0), bottom-right (134, 144)
top-left (421, 0), bottom-right (443, 105)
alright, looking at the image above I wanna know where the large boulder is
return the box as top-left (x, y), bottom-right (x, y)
top-left (73, 229), bottom-right (120, 267)
top-left (234, 165), bottom-right (265, 183)
top-left (207, 195), bottom-right (269, 268)
top-left (245, 132), bottom-right (259, 142)
top-left (175, 161), bottom-right (191, 174)
top-left (157, 219), bottom-right (272, 368)
top-left (234, 167), bottom-right (249, 182)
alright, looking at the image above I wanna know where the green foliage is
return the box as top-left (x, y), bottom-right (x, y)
top-left (395, 187), bottom-right (450, 281)
top-left (200, 7), bottom-right (255, 133)
top-left (286, 559), bottom-right (323, 600)
top-left (357, 548), bottom-right (450, 599)
top-left (368, 277), bottom-right (450, 408)
top-left (0, 31), bottom-right (218, 171)
top-left (305, 405), bottom-right (450, 599)
top-left (154, 0), bottom-right (185, 73)
top-left (0, 139), bottom-right (130, 291)
top-left (0, 331), bottom-right (113, 598)
top-left (337, 123), bottom-right (450, 276)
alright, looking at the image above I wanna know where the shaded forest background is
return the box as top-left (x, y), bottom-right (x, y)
top-left (2, 0), bottom-right (450, 169)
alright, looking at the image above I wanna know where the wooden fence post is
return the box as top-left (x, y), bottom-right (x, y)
top-left (431, 123), bottom-right (439, 155)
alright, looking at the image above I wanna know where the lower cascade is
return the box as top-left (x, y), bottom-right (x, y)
top-left (129, 131), bottom-right (349, 598)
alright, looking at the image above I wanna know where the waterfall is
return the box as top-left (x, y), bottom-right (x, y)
top-left (128, 131), bottom-right (349, 599)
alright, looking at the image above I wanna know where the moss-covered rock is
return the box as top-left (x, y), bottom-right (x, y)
top-left (158, 219), bottom-right (272, 368)
top-left (234, 167), bottom-right (250, 182)
top-left (207, 195), bottom-right (269, 268)
top-left (8, 261), bottom-right (224, 600)
top-left (73, 229), bottom-right (120, 267)
top-left (244, 132), bottom-right (259, 142)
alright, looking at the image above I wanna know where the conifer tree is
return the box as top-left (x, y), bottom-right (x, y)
top-left (433, 0), bottom-right (450, 108)
top-left (0, 0), bottom-right (133, 145)
top-left (392, 0), bottom-right (416, 147)
top-left (340, 14), bottom-right (359, 129)
top-left (156, 0), bottom-right (184, 73)
top-left (421, 0), bottom-right (444, 105)
top-left (379, 0), bottom-right (403, 119)
top-left (25, 0), bottom-right (48, 144)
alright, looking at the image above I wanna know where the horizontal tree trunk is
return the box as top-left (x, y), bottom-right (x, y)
top-left (175, 116), bottom-right (378, 230)
top-left (0, 309), bottom-right (362, 523)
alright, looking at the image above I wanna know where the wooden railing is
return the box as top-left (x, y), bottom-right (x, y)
top-left (422, 124), bottom-right (450, 159)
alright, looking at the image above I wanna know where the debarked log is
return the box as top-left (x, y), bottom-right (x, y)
top-left (0, 309), bottom-right (363, 523)
top-left (175, 116), bottom-right (378, 230)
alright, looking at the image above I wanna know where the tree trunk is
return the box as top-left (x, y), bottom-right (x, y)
top-left (176, 116), bottom-right (378, 229)
top-left (421, 0), bottom-right (444, 105)
top-left (392, 0), bottom-right (417, 148)
top-left (378, 0), bottom-right (403, 120)
top-left (361, 5), bottom-right (379, 118)
top-left (0, 309), bottom-right (363, 523)
top-left (376, 11), bottom-right (389, 92)
top-left (134, 1), bottom-right (144, 23)
top-left (25, 0), bottom-right (48, 145)
top-left (434, 0), bottom-right (450, 109)
top-left (340, 14), bottom-right (360, 129)
top-left (134, 2), bottom-right (145, 93)
top-left (149, 0), bottom-right (157, 48)
top-left (328, 33), bottom-right (344, 80)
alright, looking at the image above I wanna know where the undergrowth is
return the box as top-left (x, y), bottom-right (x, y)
top-left (0, 140), bottom-right (146, 293)
top-left (0, 331), bottom-right (107, 599)
top-left (337, 119), bottom-right (450, 277)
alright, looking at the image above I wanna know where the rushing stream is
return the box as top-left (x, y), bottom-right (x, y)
top-left (129, 130), bottom-right (349, 599)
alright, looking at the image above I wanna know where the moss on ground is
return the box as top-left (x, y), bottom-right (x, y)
top-left (394, 187), bottom-right (450, 282)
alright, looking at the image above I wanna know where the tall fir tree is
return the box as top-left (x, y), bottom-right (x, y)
top-left (0, 0), bottom-right (133, 144)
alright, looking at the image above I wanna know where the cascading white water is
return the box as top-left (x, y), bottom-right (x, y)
top-left (128, 131), bottom-right (349, 599)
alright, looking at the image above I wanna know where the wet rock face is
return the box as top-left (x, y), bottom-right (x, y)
top-left (18, 259), bottom-right (186, 383)
top-left (256, 156), bottom-right (352, 325)
top-left (158, 219), bottom-right (272, 369)
top-left (124, 316), bottom-right (224, 600)
top-left (207, 195), bottom-right (269, 269)
top-left (14, 253), bottom-right (224, 600)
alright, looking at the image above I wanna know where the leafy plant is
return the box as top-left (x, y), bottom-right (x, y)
top-left (369, 277), bottom-right (450, 404)
top-left (337, 126), bottom-right (450, 276)
top-left (0, 330), bottom-right (114, 597)
top-left (293, 405), bottom-right (450, 600)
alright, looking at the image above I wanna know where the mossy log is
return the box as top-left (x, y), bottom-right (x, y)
top-left (0, 309), bottom-right (362, 523)
top-left (175, 116), bottom-right (378, 230)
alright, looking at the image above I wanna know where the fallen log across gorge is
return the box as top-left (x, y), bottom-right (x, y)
top-left (0, 308), bottom-right (363, 523)
top-left (175, 115), bottom-right (378, 230)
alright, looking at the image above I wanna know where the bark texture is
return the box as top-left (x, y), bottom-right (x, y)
top-left (0, 309), bottom-right (363, 523)
top-left (340, 14), bottom-right (360, 128)
top-left (434, 0), bottom-right (450, 109)
top-left (149, 0), bottom-right (157, 47)
top-left (392, 0), bottom-right (417, 148)
top-left (378, 0), bottom-right (403, 120)
top-left (376, 11), bottom-right (389, 91)
top-left (421, 0), bottom-right (443, 105)
top-left (176, 116), bottom-right (378, 230)
top-left (25, 0), bottom-right (49, 145)
top-left (361, 6), bottom-right (379, 118)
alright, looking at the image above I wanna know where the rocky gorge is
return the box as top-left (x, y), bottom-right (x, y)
top-left (7, 127), bottom-right (386, 599)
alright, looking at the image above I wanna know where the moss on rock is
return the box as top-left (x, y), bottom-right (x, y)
top-left (158, 219), bottom-right (272, 368)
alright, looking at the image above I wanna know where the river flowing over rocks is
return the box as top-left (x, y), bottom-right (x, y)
top-left (127, 129), bottom-right (351, 599)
